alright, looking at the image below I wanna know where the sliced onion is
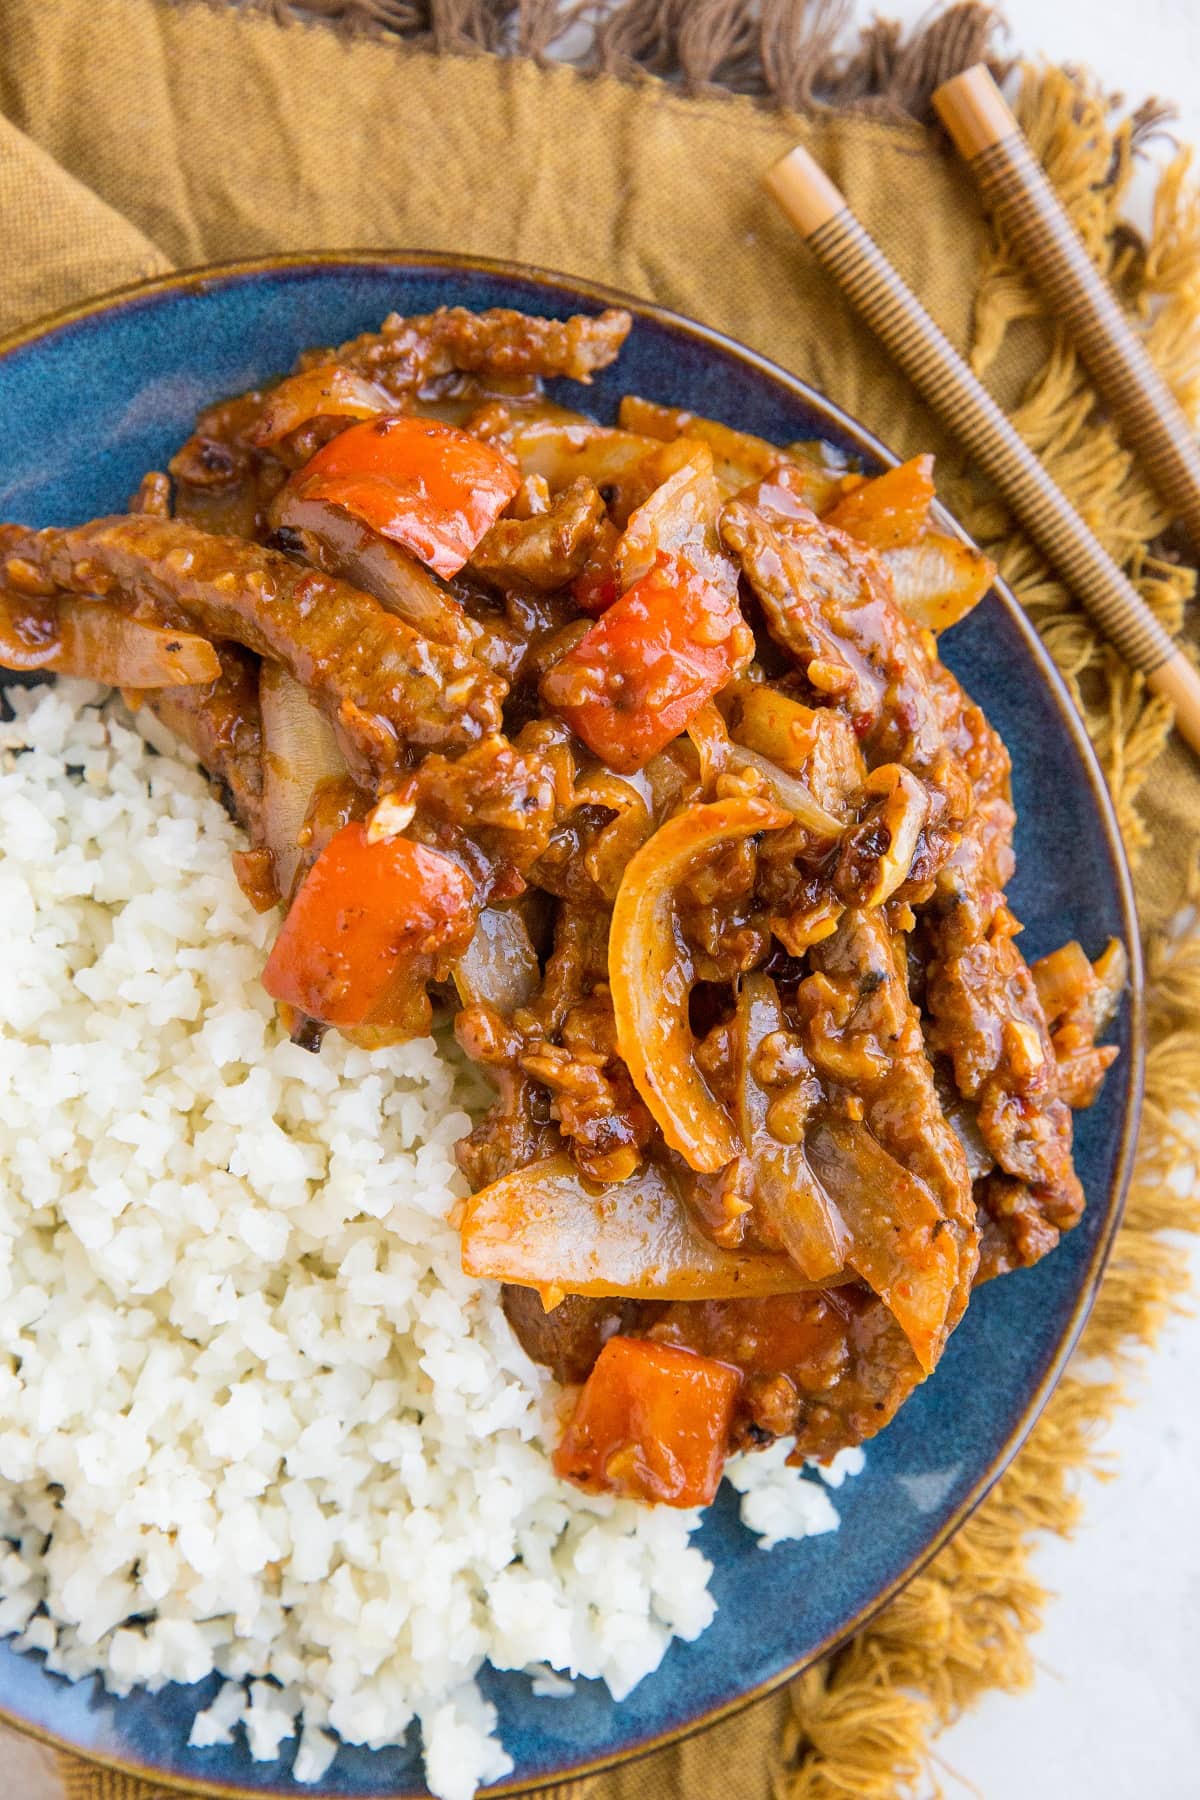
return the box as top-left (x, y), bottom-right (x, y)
top-left (453, 906), bottom-right (541, 1012)
top-left (609, 796), bottom-right (790, 1173)
top-left (729, 683), bottom-right (865, 813)
top-left (783, 441), bottom-right (853, 512)
top-left (614, 439), bottom-right (738, 598)
top-left (469, 478), bottom-right (606, 591)
top-left (618, 395), bottom-right (845, 508)
top-left (260, 661), bottom-right (346, 901)
top-left (850, 763), bottom-right (929, 906)
top-left (733, 974), bottom-right (847, 1280)
top-left (806, 1118), bottom-right (960, 1374)
top-left (573, 762), bottom-right (654, 818)
top-left (271, 489), bottom-right (478, 655)
top-left (1087, 937), bottom-right (1128, 1034)
top-left (251, 363), bottom-right (393, 447)
top-left (461, 1152), bottom-right (832, 1300)
top-left (725, 744), bottom-right (845, 838)
top-left (685, 700), bottom-right (731, 791)
top-left (1029, 938), bottom-right (1093, 1022)
top-left (0, 591), bottom-right (219, 687)
top-left (496, 409), bottom-right (659, 489)
top-left (1030, 937), bottom-right (1127, 1038)
top-left (882, 533), bottom-right (995, 633)
top-left (726, 684), bottom-right (816, 771)
top-left (573, 764), bottom-right (656, 901)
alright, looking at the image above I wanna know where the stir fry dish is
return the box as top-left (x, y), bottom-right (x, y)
top-left (0, 303), bottom-right (1125, 1511)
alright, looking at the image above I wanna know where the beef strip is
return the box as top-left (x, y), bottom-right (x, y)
top-left (455, 1069), bottom-right (560, 1193)
top-left (3, 516), bottom-right (506, 781)
top-left (168, 391), bottom-right (286, 538)
top-left (921, 712), bottom-right (1084, 1277)
top-left (456, 902), bottom-right (654, 1185)
top-left (518, 988), bottom-right (656, 1184)
top-left (778, 910), bottom-right (976, 1376)
top-left (722, 471), bottom-right (947, 771)
top-left (469, 479), bottom-right (608, 591)
top-left (401, 734), bottom-right (560, 875)
top-left (144, 640), bottom-right (265, 839)
top-left (502, 1288), bottom-right (660, 1385)
top-left (322, 305), bottom-right (632, 392)
top-left (972, 1171), bottom-right (1064, 1278)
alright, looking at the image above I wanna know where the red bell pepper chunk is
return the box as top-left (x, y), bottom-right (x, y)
top-left (552, 1336), bottom-right (741, 1508)
top-left (262, 821), bottom-right (475, 1033)
top-left (290, 415), bottom-right (519, 579)
top-left (541, 553), bottom-right (751, 773)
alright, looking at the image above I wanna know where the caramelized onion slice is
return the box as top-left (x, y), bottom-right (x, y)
top-left (610, 796), bottom-right (790, 1173)
top-left (453, 905), bottom-right (541, 1012)
top-left (572, 764), bottom-right (657, 901)
top-left (1087, 938), bottom-right (1129, 1034)
top-left (727, 684), bottom-right (865, 817)
top-left (726, 684), bottom-right (819, 774)
top-left (0, 591), bottom-right (220, 687)
top-left (806, 1118), bottom-right (960, 1374)
top-left (882, 533), bottom-right (995, 633)
top-left (617, 395), bottom-right (846, 508)
top-left (572, 762), bottom-right (654, 818)
top-left (614, 439), bottom-right (737, 598)
top-left (725, 745), bottom-right (846, 838)
top-left (250, 363), bottom-right (393, 447)
top-left (685, 699), bottom-right (731, 792)
top-left (461, 1152), bottom-right (832, 1299)
top-left (734, 975), bottom-right (847, 1280)
top-left (1031, 936), bottom-right (1128, 1035)
top-left (260, 662), bottom-right (347, 902)
top-left (840, 762), bottom-right (928, 906)
top-left (491, 408), bottom-right (660, 492)
top-left (1029, 938), bottom-right (1093, 1021)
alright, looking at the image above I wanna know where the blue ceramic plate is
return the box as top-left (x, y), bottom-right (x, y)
top-left (0, 256), bottom-right (1143, 1798)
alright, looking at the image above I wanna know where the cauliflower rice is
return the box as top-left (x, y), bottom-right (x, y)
top-left (0, 680), bottom-right (862, 1796)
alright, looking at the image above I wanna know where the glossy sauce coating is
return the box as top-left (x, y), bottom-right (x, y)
top-left (0, 303), bottom-right (1124, 1508)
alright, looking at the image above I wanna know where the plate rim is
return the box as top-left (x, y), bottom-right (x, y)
top-left (0, 249), bottom-right (1146, 1800)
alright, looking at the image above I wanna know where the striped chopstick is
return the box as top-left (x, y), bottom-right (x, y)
top-left (763, 145), bottom-right (1200, 759)
top-left (933, 64), bottom-right (1200, 553)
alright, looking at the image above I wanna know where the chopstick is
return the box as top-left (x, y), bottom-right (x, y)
top-left (763, 145), bottom-right (1200, 759)
top-left (933, 64), bottom-right (1200, 553)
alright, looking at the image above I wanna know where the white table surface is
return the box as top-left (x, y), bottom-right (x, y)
top-left (2, 7), bottom-right (1198, 1797)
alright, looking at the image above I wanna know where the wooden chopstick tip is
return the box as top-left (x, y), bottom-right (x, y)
top-left (1147, 649), bottom-right (1200, 759)
top-left (932, 64), bottom-right (1020, 161)
top-left (764, 146), bottom-right (848, 240)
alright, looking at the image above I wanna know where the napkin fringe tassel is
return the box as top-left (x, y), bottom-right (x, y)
top-left (227, 0), bottom-right (1009, 123)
